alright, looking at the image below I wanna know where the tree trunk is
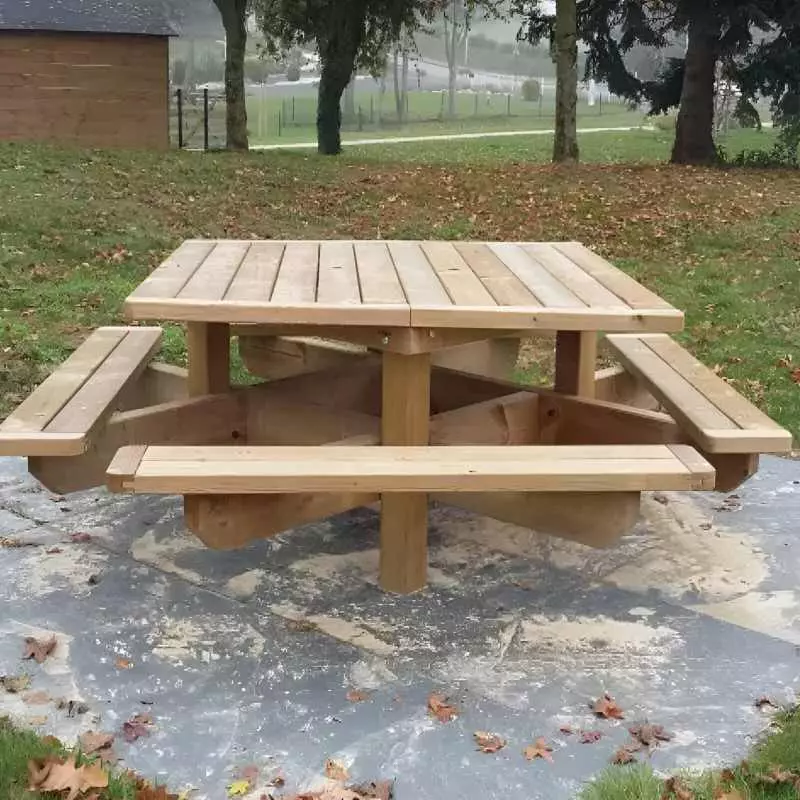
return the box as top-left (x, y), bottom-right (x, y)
top-left (552, 0), bottom-right (579, 162)
top-left (213, 0), bottom-right (248, 151)
top-left (317, 4), bottom-right (367, 155)
top-left (671, 16), bottom-right (720, 165)
top-left (444, 0), bottom-right (460, 119)
top-left (393, 48), bottom-right (403, 122)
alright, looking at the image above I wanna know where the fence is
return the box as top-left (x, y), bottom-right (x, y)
top-left (171, 88), bottom-right (226, 150)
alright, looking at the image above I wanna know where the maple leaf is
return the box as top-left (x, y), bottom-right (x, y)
top-left (473, 731), bottom-right (506, 753)
top-left (324, 758), bottom-right (350, 782)
top-left (123, 713), bottom-right (153, 743)
top-left (80, 730), bottom-right (115, 755)
top-left (611, 746), bottom-right (638, 765)
top-left (629, 723), bottom-right (673, 747)
top-left (579, 731), bottom-right (602, 744)
top-left (134, 777), bottom-right (179, 800)
top-left (116, 657), bottom-right (134, 669)
top-left (427, 692), bottom-right (458, 723)
top-left (23, 635), bottom-right (57, 663)
top-left (28, 755), bottom-right (108, 800)
top-left (1, 674), bottom-right (31, 693)
top-left (591, 693), bottom-right (624, 719)
top-left (662, 776), bottom-right (695, 799)
top-left (713, 789), bottom-right (744, 800)
top-left (523, 737), bottom-right (553, 762)
top-left (227, 779), bottom-right (252, 797)
top-left (346, 689), bottom-right (371, 703)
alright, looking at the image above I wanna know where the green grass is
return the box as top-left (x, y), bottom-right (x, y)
top-left (581, 707), bottom-right (800, 799)
top-left (0, 718), bottom-right (137, 800)
top-left (0, 128), bottom-right (798, 440)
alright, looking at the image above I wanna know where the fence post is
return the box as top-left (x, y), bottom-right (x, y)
top-left (439, 91), bottom-right (445, 119)
top-left (599, 92), bottom-right (603, 116)
top-left (507, 93), bottom-right (511, 117)
top-left (406, 94), bottom-right (409, 117)
top-left (358, 105), bottom-right (364, 131)
top-left (474, 93), bottom-right (478, 116)
top-left (370, 95), bottom-right (374, 123)
top-left (278, 109), bottom-right (282, 137)
top-left (292, 96), bottom-right (296, 122)
top-left (176, 89), bottom-right (184, 149)
top-left (203, 88), bottom-right (209, 151)
top-left (538, 87), bottom-right (543, 117)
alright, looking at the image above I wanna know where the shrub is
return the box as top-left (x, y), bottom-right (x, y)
top-left (286, 64), bottom-right (301, 82)
top-left (652, 113), bottom-right (677, 131)
top-left (521, 78), bottom-right (541, 102)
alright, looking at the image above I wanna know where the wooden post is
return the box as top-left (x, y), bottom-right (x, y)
top-left (187, 323), bottom-right (230, 397)
top-left (379, 351), bottom-right (430, 593)
top-left (554, 331), bottom-right (597, 398)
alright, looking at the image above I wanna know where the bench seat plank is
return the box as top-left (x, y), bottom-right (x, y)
top-left (108, 443), bottom-right (715, 495)
top-left (0, 327), bottom-right (163, 457)
top-left (606, 333), bottom-right (792, 454)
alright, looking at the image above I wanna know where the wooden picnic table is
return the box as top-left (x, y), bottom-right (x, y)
top-left (2, 239), bottom-right (790, 594)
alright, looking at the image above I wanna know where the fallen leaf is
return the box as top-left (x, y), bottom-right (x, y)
top-left (134, 777), bottom-right (179, 800)
top-left (755, 766), bottom-right (800, 786)
top-left (324, 758), bottom-right (349, 782)
top-left (754, 696), bottom-right (777, 710)
top-left (348, 780), bottom-right (394, 800)
top-left (267, 772), bottom-right (286, 787)
top-left (23, 635), bottom-right (57, 663)
top-left (791, 367), bottom-right (800, 384)
top-left (1, 674), bottom-right (32, 693)
top-left (523, 737), bottom-right (553, 762)
top-left (115, 657), bottom-right (133, 669)
top-left (123, 713), bottom-right (153, 743)
top-left (427, 691), bottom-right (458, 723)
top-left (346, 689), bottom-right (371, 703)
top-left (227, 779), bottom-right (252, 797)
top-left (28, 715), bottom-right (48, 725)
top-left (558, 724), bottom-right (574, 735)
top-left (69, 532), bottom-right (92, 543)
top-left (23, 690), bottom-right (51, 705)
top-left (579, 730), bottom-right (602, 744)
top-left (611, 745), bottom-right (638, 765)
top-left (662, 776), bottom-right (695, 799)
top-left (653, 493), bottom-right (669, 505)
top-left (46, 547), bottom-right (63, 554)
top-left (28, 755), bottom-right (108, 800)
top-left (474, 731), bottom-right (506, 753)
top-left (713, 789), bottom-right (744, 800)
top-left (80, 730), bottom-right (115, 754)
top-left (630, 723), bottom-right (673, 747)
top-left (591, 693), bottom-right (624, 719)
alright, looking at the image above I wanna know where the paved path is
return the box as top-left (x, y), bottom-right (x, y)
top-left (2, 455), bottom-right (798, 798)
top-left (249, 124), bottom-right (653, 151)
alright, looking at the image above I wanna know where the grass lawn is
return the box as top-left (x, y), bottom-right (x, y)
top-left (0, 127), bottom-right (798, 440)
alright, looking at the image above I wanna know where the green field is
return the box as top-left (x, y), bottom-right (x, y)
top-left (0, 127), bottom-right (798, 441)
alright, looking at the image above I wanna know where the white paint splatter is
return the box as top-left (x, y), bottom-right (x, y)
top-left (691, 590), bottom-right (800, 644)
top-left (16, 546), bottom-right (107, 598)
top-left (225, 569), bottom-right (265, 599)
top-left (130, 530), bottom-right (205, 585)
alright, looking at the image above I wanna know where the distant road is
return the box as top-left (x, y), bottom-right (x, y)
top-left (249, 124), bottom-right (652, 151)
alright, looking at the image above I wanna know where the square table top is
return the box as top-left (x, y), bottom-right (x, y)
top-left (124, 239), bottom-right (683, 332)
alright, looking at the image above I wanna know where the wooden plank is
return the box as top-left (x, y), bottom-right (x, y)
top-left (429, 392), bottom-right (539, 445)
top-left (127, 240), bottom-right (214, 300)
top-left (355, 241), bottom-right (406, 304)
top-left (554, 331), bottom-right (597, 398)
top-left (455, 243), bottom-right (538, 306)
top-left (107, 444), bottom-right (147, 492)
top-left (436, 491), bottom-right (641, 548)
top-left (431, 338), bottom-right (521, 380)
top-left (0, 432), bottom-right (85, 458)
top-left (115, 443), bottom-right (716, 494)
top-left (421, 241), bottom-right (497, 306)
top-left (0, 327), bottom-right (127, 435)
top-left (223, 241), bottom-right (284, 301)
top-left (178, 241), bottom-right (250, 301)
top-left (553, 242), bottom-right (676, 311)
top-left (488, 243), bottom-right (585, 308)
top-left (45, 328), bottom-right (163, 439)
top-left (317, 242), bottom-right (361, 305)
top-left (185, 491), bottom-right (378, 550)
top-left (388, 241), bottom-right (451, 306)
top-left (593, 365), bottom-right (659, 410)
top-left (640, 334), bottom-right (792, 436)
top-left (187, 322), bottom-right (230, 396)
top-left (380, 351), bottom-right (431, 593)
top-left (270, 242), bottom-right (319, 304)
top-left (139, 363), bottom-right (189, 405)
top-left (522, 243), bottom-right (629, 309)
top-left (706, 453), bottom-right (759, 492)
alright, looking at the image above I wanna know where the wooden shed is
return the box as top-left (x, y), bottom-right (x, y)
top-left (0, 0), bottom-right (175, 149)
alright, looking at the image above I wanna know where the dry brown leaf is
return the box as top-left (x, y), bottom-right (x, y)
top-left (473, 731), bottom-right (506, 753)
top-left (23, 635), bottom-right (57, 663)
top-left (756, 766), bottom-right (800, 785)
top-left (116, 657), bottom-right (134, 669)
top-left (713, 789), bottom-right (744, 800)
top-left (28, 715), bottom-right (48, 725)
top-left (579, 730), bottom-right (602, 744)
top-left (630, 723), bottom-right (673, 747)
top-left (23, 690), bottom-right (51, 705)
top-left (134, 778), bottom-right (180, 800)
top-left (592, 693), bottom-right (625, 720)
top-left (754, 696), bottom-right (778, 710)
top-left (662, 776), bottom-right (695, 799)
top-left (28, 755), bottom-right (108, 800)
top-left (1, 674), bottom-right (31, 693)
top-left (523, 737), bottom-right (553, 762)
top-left (347, 779), bottom-right (394, 800)
top-left (346, 689), bottom-right (371, 703)
top-left (80, 730), bottom-right (115, 754)
top-left (427, 692), bottom-right (458, 723)
top-left (69, 532), bottom-right (92, 543)
top-left (611, 746), bottom-right (638, 765)
top-left (123, 713), bottom-right (153, 743)
top-left (558, 724), bottom-right (574, 735)
top-left (324, 758), bottom-right (350, 782)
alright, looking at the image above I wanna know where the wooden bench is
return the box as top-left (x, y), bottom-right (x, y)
top-left (605, 334), bottom-right (793, 454)
top-left (0, 327), bottom-right (163, 457)
top-left (107, 443), bottom-right (715, 495)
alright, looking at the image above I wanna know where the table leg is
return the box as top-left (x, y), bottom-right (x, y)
top-left (380, 351), bottom-right (430, 594)
top-left (554, 331), bottom-right (597, 398)
top-left (187, 322), bottom-right (230, 397)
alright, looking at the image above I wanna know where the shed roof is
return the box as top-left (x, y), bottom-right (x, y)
top-left (0, 0), bottom-right (179, 37)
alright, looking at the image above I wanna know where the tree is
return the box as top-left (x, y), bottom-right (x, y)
top-left (552, 0), bottom-right (579, 161)
top-left (212, 0), bottom-right (250, 150)
top-left (443, 0), bottom-right (469, 118)
top-left (257, 0), bottom-right (442, 155)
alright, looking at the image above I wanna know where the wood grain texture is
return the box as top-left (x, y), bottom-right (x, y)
top-left (554, 331), bottom-right (597, 398)
top-left (187, 322), bottom-right (230, 397)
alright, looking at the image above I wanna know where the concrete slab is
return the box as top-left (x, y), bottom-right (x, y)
top-left (1, 455), bottom-right (799, 799)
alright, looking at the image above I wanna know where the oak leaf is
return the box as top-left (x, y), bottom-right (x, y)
top-left (523, 737), bottom-right (553, 762)
top-left (123, 713), bottom-right (153, 743)
top-left (23, 635), bottom-right (57, 663)
top-left (591, 693), bottom-right (624, 719)
top-left (579, 730), bottom-right (602, 744)
top-left (28, 755), bottom-right (108, 800)
top-left (79, 730), bottom-right (115, 754)
top-left (662, 776), bottom-right (695, 799)
top-left (1, 674), bottom-right (31, 693)
top-left (629, 723), bottom-right (673, 747)
top-left (473, 731), bottom-right (506, 753)
top-left (611, 746), bottom-right (638, 765)
top-left (427, 692), bottom-right (458, 723)
top-left (324, 758), bottom-right (350, 782)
